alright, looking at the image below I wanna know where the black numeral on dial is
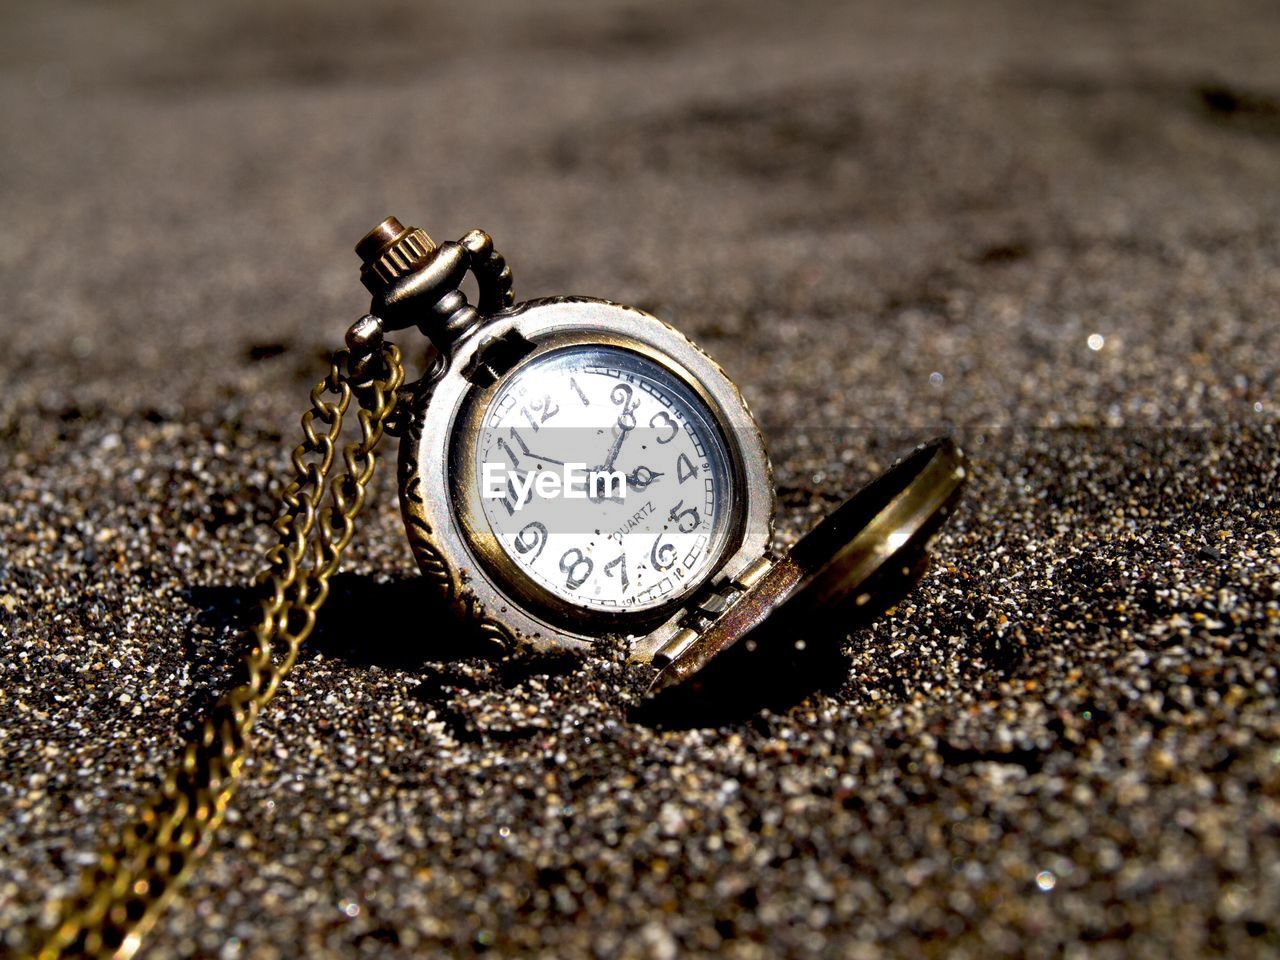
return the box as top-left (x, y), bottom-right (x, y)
top-left (514, 521), bottom-right (547, 561)
top-left (559, 548), bottom-right (593, 590)
top-left (650, 411), bottom-right (678, 444)
top-left (651, 535), bottom-right (676, 572)
top-left (668, 499), bottom-right (701, 533)
top-left (604, 552), bottom-right (629, 591)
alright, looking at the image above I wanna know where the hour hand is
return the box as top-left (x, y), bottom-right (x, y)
top-left (508, 428), bottom-right (564, 466)
top-left (586, 464), bottom-right (659, 503)
top-left (625, 465), bottom-right (664, 491)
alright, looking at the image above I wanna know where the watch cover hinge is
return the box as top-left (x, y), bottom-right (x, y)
top-left (653, 555), bottom-right (775, 666)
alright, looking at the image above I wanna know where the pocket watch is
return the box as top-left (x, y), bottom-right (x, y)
top-left (355, 217), bottom-right (968, 693)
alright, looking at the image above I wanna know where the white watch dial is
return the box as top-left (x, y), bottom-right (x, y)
top-left (472, 345), bottom-right (736, 614)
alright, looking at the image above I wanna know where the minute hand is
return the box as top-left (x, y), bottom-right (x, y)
top-left (596, 399), bottom-right (639, 473)
top-left (598, 426), bottom-right (630, 472)
top-left (586, 431), bottom-right (633, 504)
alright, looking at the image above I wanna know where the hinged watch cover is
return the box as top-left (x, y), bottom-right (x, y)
top-left (638, 438), bottom-right (967, 722)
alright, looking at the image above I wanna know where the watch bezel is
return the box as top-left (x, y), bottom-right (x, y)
top-left (398, 297), bottom-right (774, 659)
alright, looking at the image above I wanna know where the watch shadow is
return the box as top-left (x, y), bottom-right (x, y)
top-left (178, 573), bottom-right (588, 748)
top-left (629, 627), bottom-right (855, 730)
top-left (630, 553), bottom-right (930, 730)
top-left (183, 571), bottom-right (906, 734)
top-left (184, 572), bottom-right (497, 672)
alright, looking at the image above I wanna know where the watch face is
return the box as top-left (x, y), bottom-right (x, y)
top-left (469, 344), bottom-right (737, 615)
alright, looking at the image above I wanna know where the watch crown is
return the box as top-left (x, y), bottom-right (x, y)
top-left (355, 216), bottom-right (435, 294)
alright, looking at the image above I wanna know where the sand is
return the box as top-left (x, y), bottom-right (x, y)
top-left (1, 1), bottom-right (1278, 956)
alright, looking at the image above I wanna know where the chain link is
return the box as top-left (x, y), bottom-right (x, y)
top-left (32, 343), bottom-right (405, 960)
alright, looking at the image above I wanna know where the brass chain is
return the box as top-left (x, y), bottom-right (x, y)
top-left (32, 343), bottom-right (405, 960)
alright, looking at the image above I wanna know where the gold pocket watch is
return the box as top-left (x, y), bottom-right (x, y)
top-left (357, 217), bottom-right (967, 695)
top-left (31, 217), bottom-right (967, 959)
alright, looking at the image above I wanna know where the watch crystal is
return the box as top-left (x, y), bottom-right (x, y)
top-left (472, 345), bottom-right (736, 614)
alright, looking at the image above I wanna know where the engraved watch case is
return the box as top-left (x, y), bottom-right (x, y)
top-left (398, 296), bottom-right (776, 661)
